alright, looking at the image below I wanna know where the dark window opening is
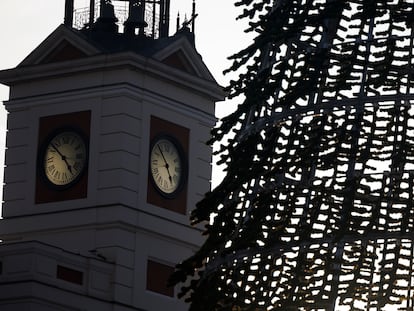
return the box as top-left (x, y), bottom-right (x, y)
top-left (56, 265), bottom-right (83, 285)
top-left (146, 260), bottom-right (174, 297)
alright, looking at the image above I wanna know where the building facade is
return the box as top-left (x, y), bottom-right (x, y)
top-left (0, 1), bottom-right (224, 310)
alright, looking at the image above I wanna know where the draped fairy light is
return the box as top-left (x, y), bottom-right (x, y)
top-left (171, 1), bottom-right (414, 310)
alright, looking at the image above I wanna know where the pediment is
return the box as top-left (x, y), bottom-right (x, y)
top-left (13, 24), bottom-right (219, 87)
top-left (40, 40), bottom-right (88, 64)
top-left (161, 50), bottom-right (196, 75)
top-left (154, 35), bottom-right (216, 82)
top-left (19, 25), bottom-right (99, 67)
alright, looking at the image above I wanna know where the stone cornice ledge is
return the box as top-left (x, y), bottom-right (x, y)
top-left (0, 52), bottom-right (226, 102)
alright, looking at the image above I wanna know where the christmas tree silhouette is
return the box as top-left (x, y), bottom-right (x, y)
top-left (171, 1), bottom-right (414, 310)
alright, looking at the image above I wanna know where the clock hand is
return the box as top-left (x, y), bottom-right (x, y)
top-left (51, 143), bottom-right (73, 174)
top-left (157, 144), bottom-right (173, 183)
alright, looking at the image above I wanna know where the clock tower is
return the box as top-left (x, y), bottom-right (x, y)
top-left (0, 1), bottom-right (224, 310)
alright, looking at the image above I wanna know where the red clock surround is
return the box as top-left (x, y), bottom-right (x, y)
top-left (35, 110), bottom-right (91, 203)
top-left (147, 116), bottom-right (189, 214)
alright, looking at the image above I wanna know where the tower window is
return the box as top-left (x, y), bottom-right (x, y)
top-left (56, 265), bottom-right (83, 285)
top-left (146, 260), bottom-right (174, 297)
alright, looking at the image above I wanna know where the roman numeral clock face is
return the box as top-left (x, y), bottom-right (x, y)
top-left (43, 130), bottom-right (87, 187)
top-left (150, 137), bottom-right (184, 197)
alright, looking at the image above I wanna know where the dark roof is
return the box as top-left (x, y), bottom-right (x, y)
top-left (77, 25), bottom-right (196, 57)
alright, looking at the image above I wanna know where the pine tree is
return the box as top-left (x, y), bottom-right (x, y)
top-left (170, 0), bottom-right (414, 310)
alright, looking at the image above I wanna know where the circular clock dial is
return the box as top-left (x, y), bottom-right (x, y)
top-left (150, 137), bottom-right (183, 195)
top-left (43, 131), bottom-right (87, 186)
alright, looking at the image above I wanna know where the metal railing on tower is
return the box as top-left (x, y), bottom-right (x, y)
top-left (65, 0), bottom-right (171, 39)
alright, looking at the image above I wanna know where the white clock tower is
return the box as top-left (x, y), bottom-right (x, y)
top-left (0, 1), bottom-right (224, 310)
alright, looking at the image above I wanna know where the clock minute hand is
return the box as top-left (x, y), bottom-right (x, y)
top-left (157, 144), bottom-right (173, 182)
top-left (51, 143), bottom-right (73, 174)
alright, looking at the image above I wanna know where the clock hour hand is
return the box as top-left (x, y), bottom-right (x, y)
top-left (51, 143), bottom-right (73, 174)
top-left (157, 144), bottom-right (173, 183)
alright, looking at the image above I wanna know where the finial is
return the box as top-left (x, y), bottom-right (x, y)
top-left (177, 1), bottom-right (197, 35)
top-left (192, 0), bottom-right (196, 33)
top-left (176, 12), bottom-right (180, 33)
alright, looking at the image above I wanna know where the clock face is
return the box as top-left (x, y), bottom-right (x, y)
top-left (150, 137), bottom-right (184, 196)
top-left (43, 130), bottom-right (87, 187)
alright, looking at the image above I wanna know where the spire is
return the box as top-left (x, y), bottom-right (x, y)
top-left (192, 0), bottom-right (196, 33)
top-left (176, 0), bottom-right (197, 36)
top-left (176, 12), bottom-right (180, 32)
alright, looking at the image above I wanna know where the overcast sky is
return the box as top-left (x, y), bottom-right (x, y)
top-left (0, 0), bottom-right (251, 203)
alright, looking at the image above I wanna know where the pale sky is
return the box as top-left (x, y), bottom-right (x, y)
top-left (0, 0), bottom-right (251, 204)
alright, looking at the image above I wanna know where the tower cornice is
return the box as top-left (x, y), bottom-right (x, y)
top-left (0, 50), bottom-right (225, 103)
